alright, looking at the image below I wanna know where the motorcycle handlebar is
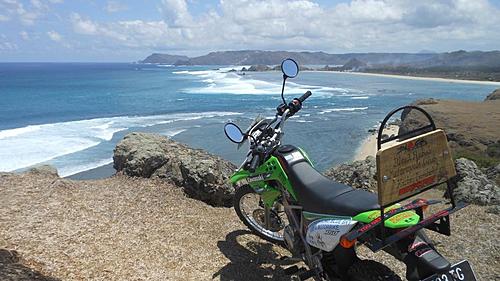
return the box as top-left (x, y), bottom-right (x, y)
top-left (297, 90), bottom-right (312, 103)
top-left (249, 153), bottom-right (260, 172)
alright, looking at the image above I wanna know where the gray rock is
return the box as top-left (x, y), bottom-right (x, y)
top-left (247, 65), bottom-right (271, 72)
top-left (486, 205), bottom-right (500, 215)
top-left (484, 88), bottom-right (500, 101)
top-left (485, 163), bottom-right (500, 183)
top-left (0, 249), bottom-right (59, 281)
top-left (324, 156), bottom-right (377, 191)
top-left (26, 165), bottom-right (59, 177)
top-left (113, 132), bottom-right (236, 207)
top-left (451, 158), bottom-right (500, 206)
top-left (324, 157), bottom-right (500, 208)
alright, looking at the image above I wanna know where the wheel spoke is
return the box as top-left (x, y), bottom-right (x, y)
top-left (238, 192), bottom-right (287, 241)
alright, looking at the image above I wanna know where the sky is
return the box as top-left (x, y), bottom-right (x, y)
top-left (0, 0), bottom-right (499, 62)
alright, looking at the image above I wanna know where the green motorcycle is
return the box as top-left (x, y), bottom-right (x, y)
top-left (224, 59), bottom-right (476, 281)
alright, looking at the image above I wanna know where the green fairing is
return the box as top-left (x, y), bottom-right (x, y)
top-left (353, 205), bottom-right (421, 229)
top-left (230, 150), bottom-right (314, 206)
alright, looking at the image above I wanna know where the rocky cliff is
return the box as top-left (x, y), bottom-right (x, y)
top-left (485, 88), bottom-right (500, 101)
top-left (113, 132), bottom-right (236, 207)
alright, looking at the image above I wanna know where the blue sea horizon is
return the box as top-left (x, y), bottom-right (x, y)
top-left (0, 63), bottom-right (497, 178)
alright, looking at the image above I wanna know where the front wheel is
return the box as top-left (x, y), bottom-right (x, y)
top-left (234, 185), bottom-right (286, 245)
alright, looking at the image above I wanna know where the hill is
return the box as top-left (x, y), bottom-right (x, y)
top-left (141, 53), bottom-right (189, 64)
top-left (400, 93), bottom-right (500, 169)
top-left (140, 50), bottom-right (500, 69)
top-left (141, 50), bottom-right (436, 66)
top-left (141, 50), bottom-right (500, 81)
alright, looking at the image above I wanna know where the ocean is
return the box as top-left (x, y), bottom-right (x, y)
top-left (0, 63), bottom-right (497, 178)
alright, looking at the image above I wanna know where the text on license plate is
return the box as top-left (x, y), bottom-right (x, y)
top-left (422, 260), bottom-right (476, 281)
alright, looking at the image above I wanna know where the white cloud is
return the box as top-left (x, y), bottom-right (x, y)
top-left (105, 1), bottom-right (128, 13)
top-left (20, 31), bottom-right (30, 40)
top-left (0, 0), bottom-right (59, 25)
top-left (66, 0), bottom-right (500, 53)
top-left (47, 30), bottom-right (62, 41)
top-left (70, 13), bottom-right (99, 35)
top-left (0, 41), bottom-right (18, 51)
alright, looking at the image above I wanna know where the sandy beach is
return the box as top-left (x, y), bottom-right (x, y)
top-left (354, 125), bottom-right (399, 161)
top-left (311, 70), bottom-right (500, 86)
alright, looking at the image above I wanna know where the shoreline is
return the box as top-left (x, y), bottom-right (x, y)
top-left (309, 70), bottom-right (500, 86)
top-left (354, 125), bottom-right (399, 161)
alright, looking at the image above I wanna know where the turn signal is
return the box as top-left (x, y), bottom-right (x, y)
top-left (339, 236), bottom-right (356, 248)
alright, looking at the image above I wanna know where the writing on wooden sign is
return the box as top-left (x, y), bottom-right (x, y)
top-left (376, 129), bottom-right (456, 206)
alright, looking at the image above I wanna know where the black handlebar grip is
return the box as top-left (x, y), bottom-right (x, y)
top-left (249, 154), bottom-right (260, 172)
top-left (298, 91), bottom-right (312, 103)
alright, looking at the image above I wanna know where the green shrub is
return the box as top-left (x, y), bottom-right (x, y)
top-left (453, 150), bottom-right (500, 168)
top-left (486, 141), bottom-right (500, 158)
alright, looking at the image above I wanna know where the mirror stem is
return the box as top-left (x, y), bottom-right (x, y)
top-left (280, 75), bottom-right (287, 105)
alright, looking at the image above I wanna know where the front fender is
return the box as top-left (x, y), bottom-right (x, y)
top-left (230, 169), bottom-right (251, 185)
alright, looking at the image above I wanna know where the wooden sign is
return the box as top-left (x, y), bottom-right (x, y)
top-left (376, 129), bottom-right (456, 206)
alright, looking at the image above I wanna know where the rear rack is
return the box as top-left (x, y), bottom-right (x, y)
top-left (343, 105), bottom-right (467, 252)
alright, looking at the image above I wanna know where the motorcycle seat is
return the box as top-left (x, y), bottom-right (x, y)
top-left (279, 151), bottom-right (380, 217)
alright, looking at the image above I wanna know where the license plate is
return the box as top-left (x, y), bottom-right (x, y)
top-left (422, 260), bottom-right (477, 281)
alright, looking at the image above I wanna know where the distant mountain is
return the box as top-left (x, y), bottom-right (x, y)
top-left (141, 53), bottom-right (189, 64)
top-left (140, 50), bottom-right (500, 81)
top-left (141, 50), bottom-right (436, 66)
top-left (340, 58), bottom-right (367, 71)
top-left (413, 50), bottom-right (500, 68)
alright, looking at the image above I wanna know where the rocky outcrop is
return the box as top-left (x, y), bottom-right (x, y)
top-left (452, 158), bottom-right (500, 206)
top-left (485, 88), bottom-right (500, 101)
top-left (245, 65), bottom-right (271, 72)
top-left (0, 249), bottom-right (59, 281)
top-left (324, 156), bottom-right (377, 191)
top-left (485, 163), bottom-right (500, 184)
top-left (324, 157), bottom-right (500, 209)
top-left (113, 132), bottom-right (236, 207)
top-left (26, 165), bottom-right (59, 177)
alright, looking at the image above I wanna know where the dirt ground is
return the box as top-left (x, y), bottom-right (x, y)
top-left (1, 172), bottom-right (499, 280)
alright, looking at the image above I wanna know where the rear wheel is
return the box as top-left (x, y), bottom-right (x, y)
top-left (347, 260), bottom-right (401, 281)
top-left (234, 185), bottom-right (286, 245)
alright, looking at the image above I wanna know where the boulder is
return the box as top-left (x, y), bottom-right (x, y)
top-left (484, 88), bottom-right (500, 101)
top-left (26, 165), bottom-right (59, 177)
top-left (324, 156), bottom-right (377, 191)
top-left (247, 65), bottom-right (271, 72)
top-left (485, 163), bottom-right (500, 185)
top-left (452, 158), bottom-right (500, 205)
top-left (113, 133), bottom-right (236, 207)
top-left (324, 157), bottom-right (500, 208)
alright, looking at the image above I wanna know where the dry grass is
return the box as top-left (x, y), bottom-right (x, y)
top-left (0, 172), bottom-right (292, 281)
top-left (1, 172), bottom-right (498, 280)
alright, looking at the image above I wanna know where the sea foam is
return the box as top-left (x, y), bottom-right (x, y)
top-left (173, 68), bottom-right (356, 96)
top-left (0, 111), bottom-right (239, 173)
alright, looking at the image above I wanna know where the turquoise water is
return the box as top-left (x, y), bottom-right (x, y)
top-left (0, 63), bottom-right (497, 176)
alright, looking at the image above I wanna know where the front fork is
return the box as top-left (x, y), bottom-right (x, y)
top-left (264, 205), bottom-right (271, 230)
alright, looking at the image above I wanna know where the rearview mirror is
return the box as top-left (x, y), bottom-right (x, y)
top-left (224, 123), bottom-right (245, 143)
top-left (281, 58), bottom-right (299, 78)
